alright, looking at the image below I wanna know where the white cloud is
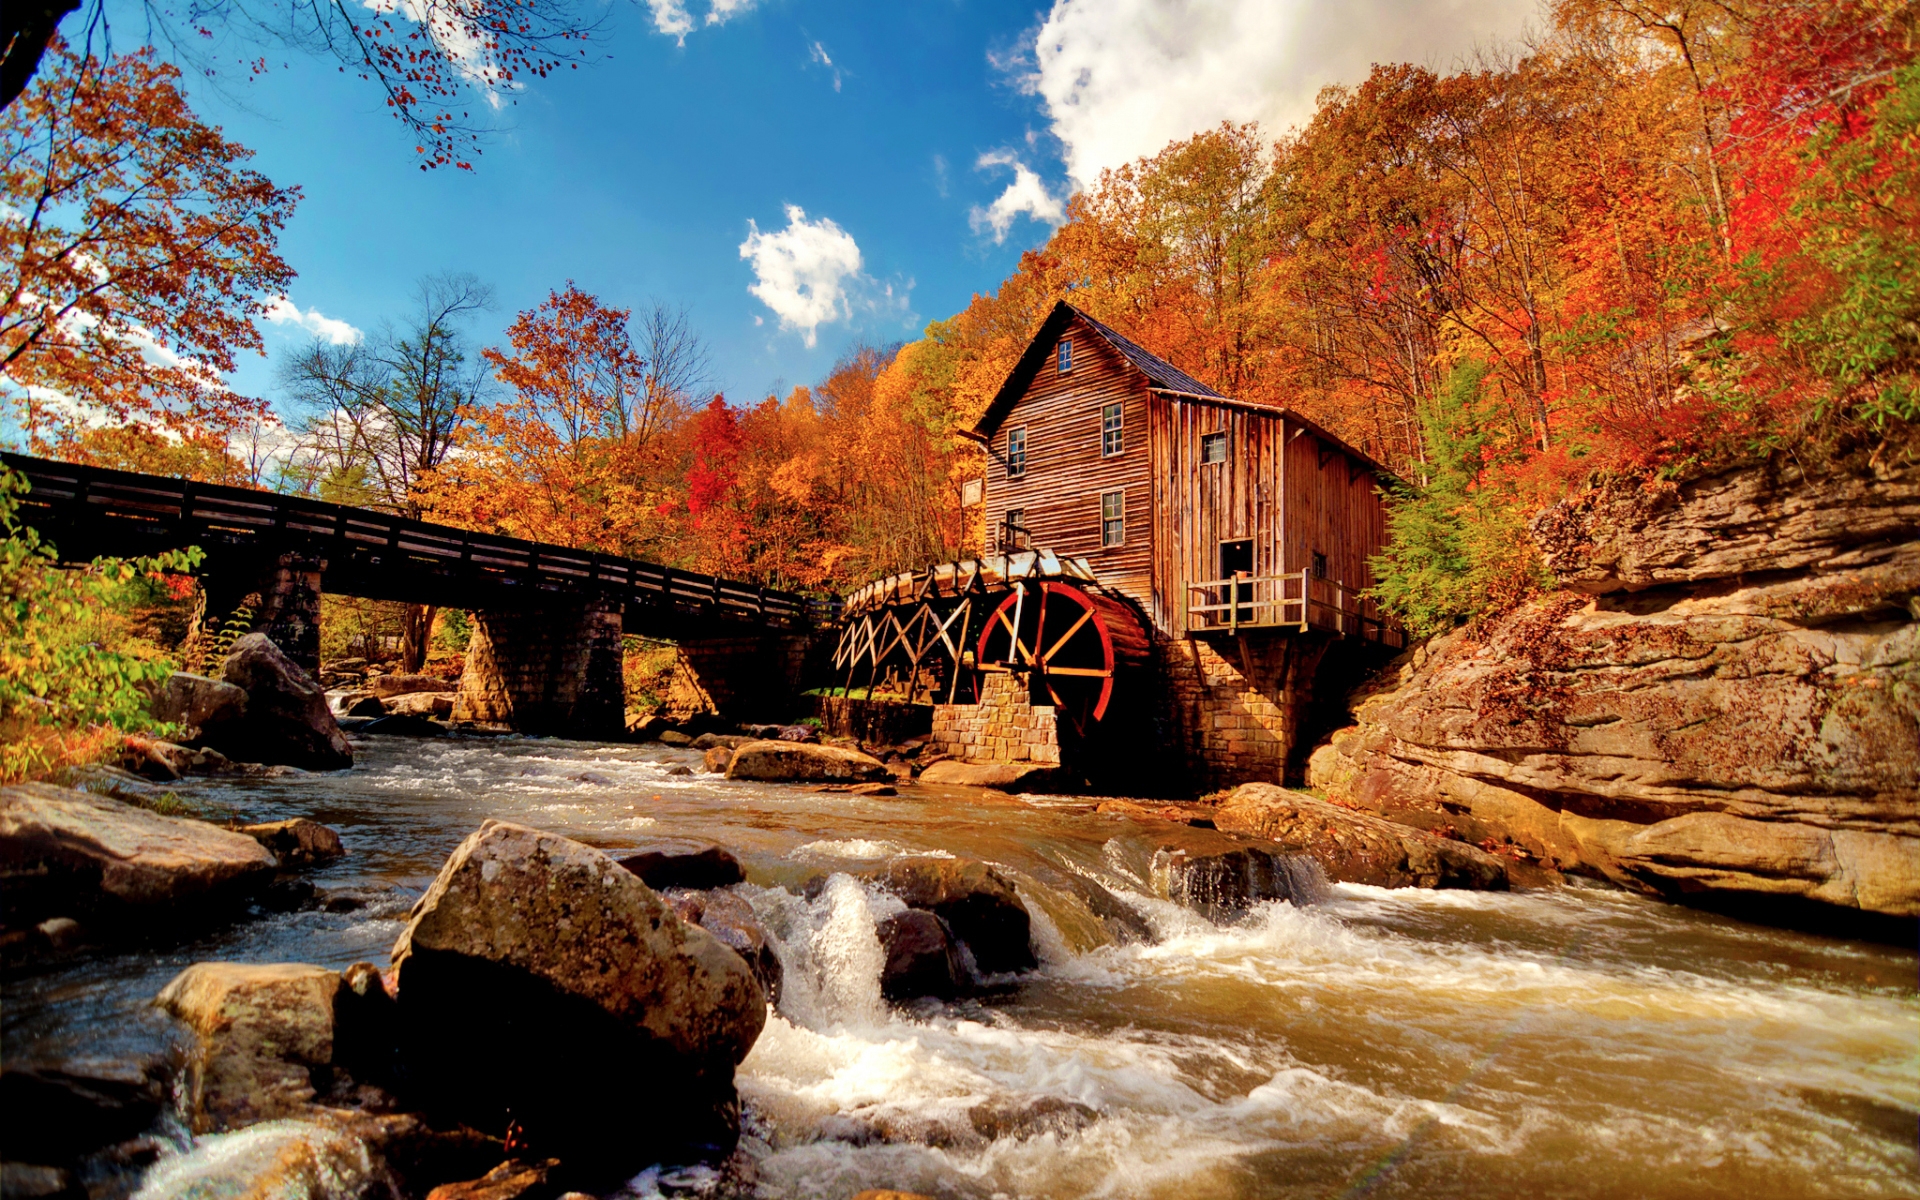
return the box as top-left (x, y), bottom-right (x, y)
top-left (739, 205), bottom-right (865, 349)
top-left (808, 40), bottom-right (843, 91)
top-left (968, 151), bottom-right (1066, 243)
top-left (1024, 0), bottom-right (1537, 186)
top-left (265, 297), bottom-right (364, 345)
top-left (646, 0), bottom-right (758, 42)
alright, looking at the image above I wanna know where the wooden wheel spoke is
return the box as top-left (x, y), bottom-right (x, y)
top-left (1040, 607), bottom-right (1094, 663)
top-left (1045, 666), bottom-right (1112, 677)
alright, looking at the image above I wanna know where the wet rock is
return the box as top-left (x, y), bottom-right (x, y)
top-left (130, 1119), bottom-right (379, 1200)
top-left (35, 916), bottom-right (82, 951)
top-left (702, 746), bottom-right (734, 773)
top-left (391, 821), bottom-right (766, 1177)
top-left (258, 877), bottom-right (319, 912)
top-left (368, 674), bottom-right (459, 699)
top-left (917, 760), bottom-right (1066, 793)
top-left (1078, 879), bottom-right (1155, 944)
top-left (774, 724), bottom-right (819, 744)
top-left (967, 1094), bottom-right (1099, 1140)
top-left (1215, 785), bottom-right (1508, 891)
top-left (665, 764), bottom-right (694, 777)
top-left (0, 783), bottom-right (275, 925)
top-left (212, 634), bottom-right (353, 771)
top-left (241, 819), bottom-right (345, 867)
top-left (156, 962), bottom-right (344, 1132)
top-left (1096, 798), bottom-right (1215, 827)
top-left (1156, 845), bottom-right (1332, 921)
top-left (118, 735), bottom-right (195, 782)
top-left (187, 746), bottom-right (233, 774)
top-left (0, 1163), bottom-right (77, 1199)
top-left (690, 733), bottom-right (753, 751)
top-left (387, 691), bottom-right (457, 719)
top-left (339, 694), bottom-right (385, 717)
top-left (357, 714), bottom-right (444, 737)
top-left (615, 842), bottom-right (746, 890)
top-left (876, 910), bottom-right (964, 1001)
top-left (869, 859), bottom-right (1035, 974)
top-left (145, 672), bottom-right (247, 742)
top-left (425, 1158), bottom-right (563, 1200)
top-left (660, 888), bottom-right (783, 1006)
top-left (726, 741), bottom-right (889, 784)
top-left (658, 730), bottom-right (695, 747)
top-left (333, 962), bottom-right (401, 1090)
top-left (0, 1062), bottom-right (166, 1164)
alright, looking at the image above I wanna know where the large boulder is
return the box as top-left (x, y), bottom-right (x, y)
top-left (1312, 456), bottom-right (1920, 921)
top-left (917, 760), bottom-right (1067, 793)
top-left (145, 672), bottom-right (247, 742)
top-left (211, 634), bottom-right (353, 771)
top-left (1213, 785), bottom-right (1507, 891)
top-left (615, 841), bottom-right (745, 890)
top-left (156, 962), bottom-right (344, 1132)
top-left (0, 1061), bottom-right (166, 1166)
top-left (659, 888), bottom-right (782, 1006)
top-left (390, 821), bottom-right (766, 1178)
top-left (726, 741), bottom-right (889, 783)
top-left (868, 859), bottom-right (1035, 974)
top-left (0, 783), bottom-right (274, 926)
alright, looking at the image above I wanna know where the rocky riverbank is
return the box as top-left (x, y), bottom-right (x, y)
top-left (1309, 453), bottom-right (1918, 926)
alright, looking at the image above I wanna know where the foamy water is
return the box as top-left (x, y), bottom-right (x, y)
top-left (9, 734), bottom-right (1914, 1200)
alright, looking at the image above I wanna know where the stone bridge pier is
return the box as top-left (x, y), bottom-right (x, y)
top-left (189, 551), bottom-right (326, 676)
top-left (455, 601), bottom-right (628, 737)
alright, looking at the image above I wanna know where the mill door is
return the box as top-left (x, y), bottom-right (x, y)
top-left (1219, 539), bottom-right (1254, 625)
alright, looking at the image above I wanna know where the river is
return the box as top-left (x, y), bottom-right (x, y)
top-left (6, 733), bottom-right (1916, 1199)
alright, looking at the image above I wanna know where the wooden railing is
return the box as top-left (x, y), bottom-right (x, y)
top-left (1187, 569), bottom-right (1403, 647)
top-left (2, 452), bottom-right (836, 631)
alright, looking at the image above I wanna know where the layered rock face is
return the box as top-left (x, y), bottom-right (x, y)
top-left (1311, 456), bottom-right (1919, 920)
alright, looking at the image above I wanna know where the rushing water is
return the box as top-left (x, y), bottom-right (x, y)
top-left (6, 733), bottom-right (1917, 1200)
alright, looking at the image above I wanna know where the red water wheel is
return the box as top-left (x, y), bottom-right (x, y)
top-left (975, 581), bottom-right (1147, 733)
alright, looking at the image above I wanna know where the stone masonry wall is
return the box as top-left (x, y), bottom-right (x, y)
top-left (1156, 633), bottom-right (1329, 790)
top-left (930, 672), bottom-right (1061, 766)
top-left (457, 600), bottom-right (625, 737)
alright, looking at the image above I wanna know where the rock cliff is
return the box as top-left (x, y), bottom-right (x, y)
top-left (1310, 454), bottom-right (1919, 922)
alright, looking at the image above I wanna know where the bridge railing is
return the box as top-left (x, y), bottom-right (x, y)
top-left (2, 452), bottom-right (834, 631)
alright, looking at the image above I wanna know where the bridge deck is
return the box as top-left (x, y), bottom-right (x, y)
top-left (2, 452), bottom-right (832, 635)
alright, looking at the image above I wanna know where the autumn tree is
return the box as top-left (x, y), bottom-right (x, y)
top-left (420, 285), bottom-right (696, 569)
top-left (3, 0), bottom-right (602, 170)
top-left (281, 272), bottom-right (491, 668)
top-left (0, 42), bottom-right (297, 455)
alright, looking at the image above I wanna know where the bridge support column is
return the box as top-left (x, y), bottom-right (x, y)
top-left (187, 552), bottom-right (325, 676)
top-left (665, 633), bottom-right (822, 723)
top-left (456, 599), bottom-right (625, 736)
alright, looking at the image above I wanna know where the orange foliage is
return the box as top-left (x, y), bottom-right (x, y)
top-left (0, 43), bottom-right (298, 455)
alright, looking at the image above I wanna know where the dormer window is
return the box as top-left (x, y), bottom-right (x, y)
top-left (1057, 339), bottom-right (1073, 374)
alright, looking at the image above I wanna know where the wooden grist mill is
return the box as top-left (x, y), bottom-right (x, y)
top-left (832, 300), bottom-right (1407, 789)
top-left (830, 543), bottom-right (1151, 737)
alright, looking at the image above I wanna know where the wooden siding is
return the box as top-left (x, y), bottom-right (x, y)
top-left (1148, 395), bottom-right (1392, 636)
top-left (983, 316), bottom-right (1155, 612)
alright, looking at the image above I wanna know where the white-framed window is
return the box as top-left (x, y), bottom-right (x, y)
top-left (1101, 490), bottom-right (1125, 547)
top-left (1101, 402), bottom-right (1123, 457)
top-left (1006, 426), bottom-right (1027, 478)
top-left (1057, 339), bottom-right (1073, 374)
top-left (1200, 431), bottom-right (1228, 464)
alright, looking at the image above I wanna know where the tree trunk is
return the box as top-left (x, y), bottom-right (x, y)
top-left (399, 603), bottom-right (438, 673)
top-left (0, 0), bottom-right (81, 112)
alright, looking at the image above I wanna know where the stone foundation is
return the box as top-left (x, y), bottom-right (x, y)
top-left (456, 600), bottom-right (626, 737)
top-left (188, 552), bottom-right (325, 676)
top-left (1155, 633), bottom-right (1330, 791)
top-left (930, 673), bottom-right (1062, 766)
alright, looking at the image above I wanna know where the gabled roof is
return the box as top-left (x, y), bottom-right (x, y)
top-left (972, 301), bottom-right (1224, 438)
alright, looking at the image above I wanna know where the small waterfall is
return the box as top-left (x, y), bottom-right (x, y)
top-left (748, 873), bottom-right (895, 1031)
top-left (1152, 846), bottom-right (1330, 921)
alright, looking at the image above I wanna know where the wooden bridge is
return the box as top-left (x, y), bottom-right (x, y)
top-left (3, 452), bottom-right (834, 735)
top-left (2, 452), bottom-right (832, 635)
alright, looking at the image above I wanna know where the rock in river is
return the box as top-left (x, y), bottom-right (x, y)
top-left (0, 783), bottom-right (274, 925)
top-left (156, 962), bottom-right (344, 1132)
top-left (210, 634), bottom-right (353, 771)
top-left (241, 819), bottom-right (345, 868)
top-left (917, 760), bottom-right (1067, 793)
top-left (1214, 784), bottom-right (1508, 891)
top-left (868, 859), bottom-right (1036, 974)
top-left (391, 821), bottom-right (766, 1178)
top-left (615, 841), bottom-right (746, 890)
top-left (145, 671), bottom-right (247, 743)
top-left (726, 740), bottom-right (889, 783)
top-left (875, 909), bottom-right (965, 1001)
top-left (1155, 844), bottom-right (1334, 921)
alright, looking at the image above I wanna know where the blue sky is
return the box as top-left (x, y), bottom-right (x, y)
top-left (136, 0), bottom-right (1540, 412)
